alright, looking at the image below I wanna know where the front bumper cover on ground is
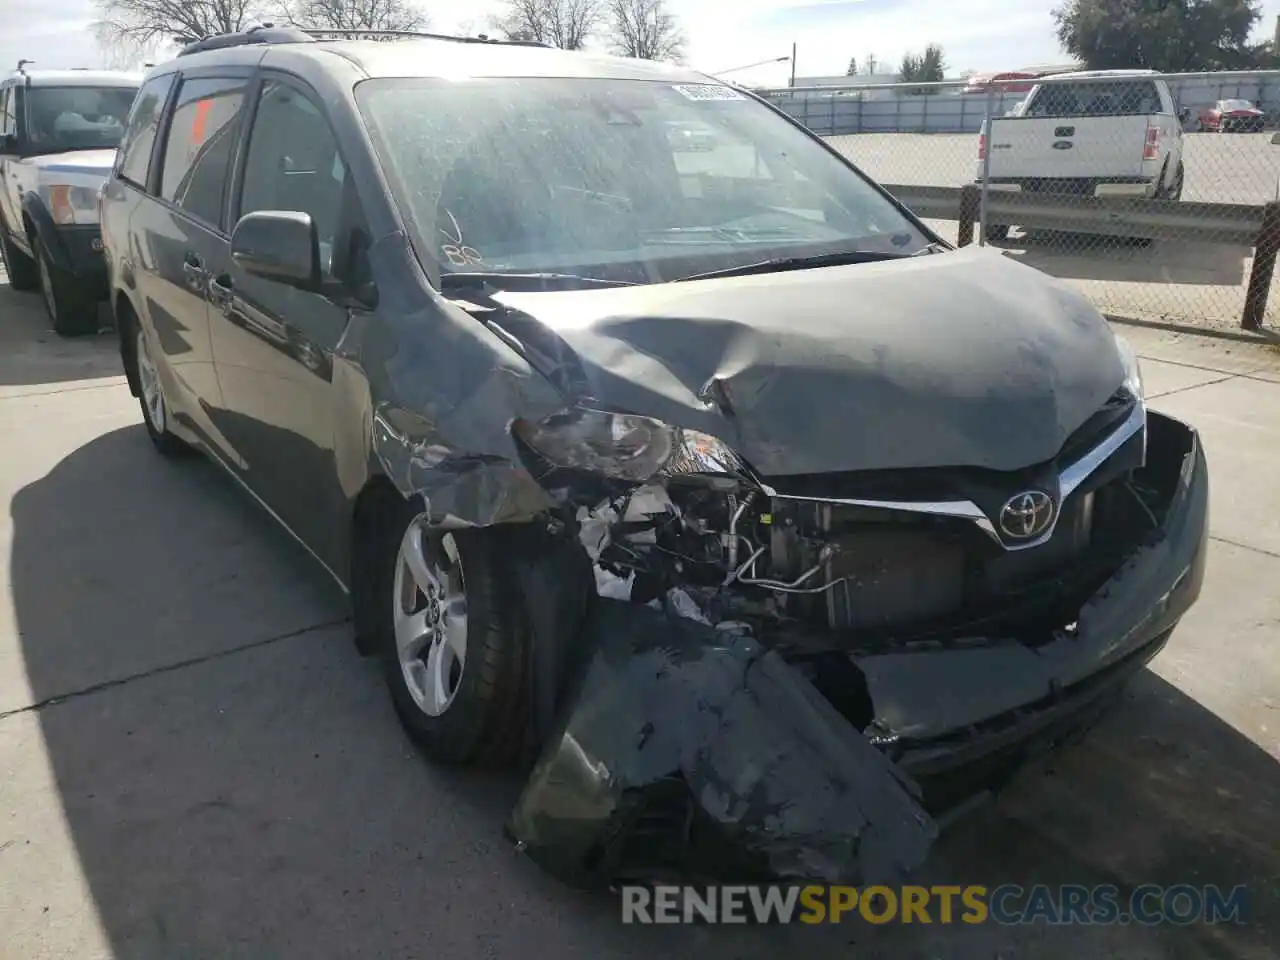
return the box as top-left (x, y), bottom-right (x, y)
top-left (506, 412), bottom-right (1209, 887)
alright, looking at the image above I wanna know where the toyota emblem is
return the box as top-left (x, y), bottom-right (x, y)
top-left (998, 490), bottom-right (1055, 540)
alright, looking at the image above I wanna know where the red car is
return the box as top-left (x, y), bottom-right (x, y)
top-left (1198, 98), bottom-right (1266, 132)
top-left (961, 71), bottom-right (1037, 95)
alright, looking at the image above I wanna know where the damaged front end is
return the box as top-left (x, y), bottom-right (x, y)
top-left (505, 399), bottom-right (1209, 889)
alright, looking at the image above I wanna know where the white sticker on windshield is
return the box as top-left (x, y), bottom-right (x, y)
top-left (671, 83), bottom-right (747, 102)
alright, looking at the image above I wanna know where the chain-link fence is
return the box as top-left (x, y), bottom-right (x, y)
top-left (756, 71), bottom-right (1280, 331)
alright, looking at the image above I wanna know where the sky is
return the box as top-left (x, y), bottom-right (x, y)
top-left (6, 0), bottom-right (1280, 86)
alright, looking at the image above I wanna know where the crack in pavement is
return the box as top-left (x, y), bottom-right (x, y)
top-left (1209, 534), bottom-right (1280, 561)
top-left (1147, 373), bottom-right (1241, 401)
top-left (1135, 352), bottom-right (1280, 384)
top-left (0, 379), bottom-right (129, 402)
top-left (0, 617), bottom-right (351, 721)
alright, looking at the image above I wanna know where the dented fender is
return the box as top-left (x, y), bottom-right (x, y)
top-left (337, 232), bottom-right (567, 530)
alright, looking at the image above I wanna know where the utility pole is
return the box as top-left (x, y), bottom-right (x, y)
top-left (790, 42), bottom-right (797, 87)
top-left (866, 52), bottom-right (877, 75)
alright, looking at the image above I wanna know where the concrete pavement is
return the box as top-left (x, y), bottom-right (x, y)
top-left (2, 277), bottom-right (1278, 959)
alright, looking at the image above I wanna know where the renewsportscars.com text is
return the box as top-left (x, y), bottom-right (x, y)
top-left (620, 884), bottom-right (1248, 926)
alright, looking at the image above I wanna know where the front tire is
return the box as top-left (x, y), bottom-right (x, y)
top-left (1, 224), bottom-right (39, 291)
top-left (375, 504), bottom-right (528, 766)
top-left (35, 239), bottom-right (98, 337)
top-left (984, 223), bottom-right (1010, 242)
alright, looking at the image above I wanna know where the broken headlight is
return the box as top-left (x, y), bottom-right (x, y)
top-left (1115, 334), bottom-right (1144, 402)
top-left (514, 408), bottom-right (742, 482)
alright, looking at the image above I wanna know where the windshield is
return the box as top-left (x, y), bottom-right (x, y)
top-left (1220, 99), bottom-right (1254, 111)
top-left (355, 77), bottom-right (933, 285)
top-left (25, 86), bottom-right (137, 152)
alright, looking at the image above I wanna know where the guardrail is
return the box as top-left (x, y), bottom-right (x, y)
top-left (883, 183), bottom-right (1280, 330)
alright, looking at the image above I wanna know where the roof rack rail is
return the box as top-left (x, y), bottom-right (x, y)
top-left (177, 24), bottom-right (315, 57)
top-left (300, 28), bottom-right (550, 48)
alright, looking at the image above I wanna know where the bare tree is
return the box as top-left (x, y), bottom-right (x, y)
top-left (94, 0), bottom-right (263, 50)
top-left (607, 0), bottom-right (682, 61)
top-left (496, 0), bottom-right (602, 50)
top-left (278, 0), bottom-right (428, 31)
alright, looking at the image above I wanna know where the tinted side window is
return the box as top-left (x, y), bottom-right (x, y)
top-left (0, 87), bottom-right (12, 138)
top-left (11, 87), bottom-right (25, 138)
top-left (239, 80), bottom-right (357, 278)
top-left (1027, 81), bottom-right (1162, 118)
top-left (159, 76), bottom-right (246, 228)
top-left (117, 74), bottom-right (175, 188)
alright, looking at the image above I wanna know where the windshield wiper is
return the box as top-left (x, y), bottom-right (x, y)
top-left (439, 271), bottom-right (637, 292)
top-left (911, 241), bottom-right (949, 256)
top-left (672, 249), bottom-right (913, 282)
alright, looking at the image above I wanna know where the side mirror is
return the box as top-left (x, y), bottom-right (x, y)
top-left (0, 133), bottom-right (16, 153)
top-left (230, 210), bottom-right (320, 290)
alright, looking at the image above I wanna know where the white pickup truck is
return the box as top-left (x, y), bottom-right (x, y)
top-left (975, 69), bottom-right (1185, 238)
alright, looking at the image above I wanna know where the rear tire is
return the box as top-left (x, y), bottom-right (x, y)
top-left (374, 501), bottom-right (528, 767)
top-left (35, 239), bottom-right (98, 337)
top-left (0, 225), bottom-right (39, 291)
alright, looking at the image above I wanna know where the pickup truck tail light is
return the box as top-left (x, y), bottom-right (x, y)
top-left (978, 133), bottom-right (986, 160)
top-left (1143, 125), bottom-right (1161, 160)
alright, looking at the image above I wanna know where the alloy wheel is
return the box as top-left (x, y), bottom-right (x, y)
top-left (392, 518), bottom-right (469, 717)
top-left (135, 327), bottom-right (166, 434)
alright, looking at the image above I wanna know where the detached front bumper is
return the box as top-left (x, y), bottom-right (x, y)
top-left (508, 412), bottom-right (1208, 887)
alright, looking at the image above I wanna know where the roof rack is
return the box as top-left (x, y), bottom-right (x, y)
top-left (301, 28), bottom-right (550, 47)
top-left (177, 24), bottom-right (315, 57)
top-left (175, 24), bottom-right (553, 59)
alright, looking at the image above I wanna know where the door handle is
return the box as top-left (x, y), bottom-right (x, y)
top-left (208, 274), bottom-right (234, 309)
top-left (181, 254), bottom-right (206, 292)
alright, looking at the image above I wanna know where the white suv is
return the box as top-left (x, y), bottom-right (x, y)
top-left (0, 67), bottom-right (140, 335)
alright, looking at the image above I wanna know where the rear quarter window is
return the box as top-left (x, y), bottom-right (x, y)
top-left (117, 74), bottom-right (176, 188)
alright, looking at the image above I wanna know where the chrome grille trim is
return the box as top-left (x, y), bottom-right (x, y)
top-left (759, 401), bottom-right (1147, 552)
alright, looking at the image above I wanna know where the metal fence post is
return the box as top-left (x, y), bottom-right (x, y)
top-left (1243, 200), bottom-right (1280, 330)
top-left (979, 84), bottom-right (995, 246)
top-left (957, 185), bottom-right (980, 246)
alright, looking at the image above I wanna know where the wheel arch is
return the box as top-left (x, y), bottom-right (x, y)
top-left (18, 193), bottom-right (71, 271)
top-left (349, 472), bottom-right (409, 656)
top-left (113, 290), bottom-right (143, 398)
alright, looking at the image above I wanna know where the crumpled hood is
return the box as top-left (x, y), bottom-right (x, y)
top-left (492, 246), bottom-right (1125, 476)
top-left (29, 149), bottom-right (116, 181)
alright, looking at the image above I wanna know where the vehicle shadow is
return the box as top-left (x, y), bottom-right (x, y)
top-left (7, 426), bottom-right (1279, 958)
top-left (0, 280), bottom-right (119, 388)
